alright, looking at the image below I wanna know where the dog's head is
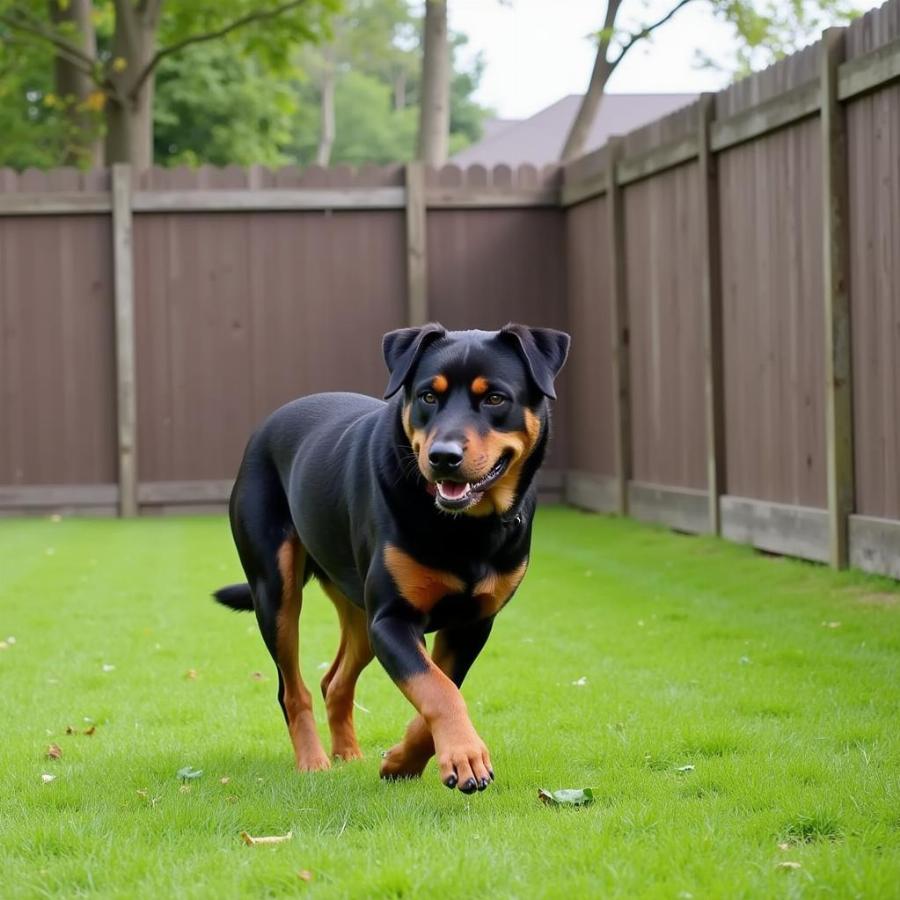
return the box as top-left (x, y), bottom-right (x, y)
top-left (383, 323), bottom-right (570, 515)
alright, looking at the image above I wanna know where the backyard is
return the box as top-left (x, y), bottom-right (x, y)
top-left (1, 508), bottom-right (899, 898)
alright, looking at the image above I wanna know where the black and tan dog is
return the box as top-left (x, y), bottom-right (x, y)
top-left (214, 323), bottom-right (569, 794)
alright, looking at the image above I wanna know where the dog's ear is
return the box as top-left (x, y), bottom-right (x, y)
top-left (382, 323), bottom-right (446, 399)
top-left (499, 324), bottom-right (571, 400)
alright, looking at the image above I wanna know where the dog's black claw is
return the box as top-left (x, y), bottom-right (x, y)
top-left (460, 778), bottom-right (477, 794)
top-left (477, 777), bottom-right (489, 791)
top-left (488, 770), bottom-right (495, 781)
top-left (445, 774), bottom-right (458, 789)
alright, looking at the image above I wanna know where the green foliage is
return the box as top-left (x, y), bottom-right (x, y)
top-left (153, 43), bottom-right (299, 167)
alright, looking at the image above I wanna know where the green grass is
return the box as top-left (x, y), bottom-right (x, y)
top-left (2, 509), bottom-right (899, 899)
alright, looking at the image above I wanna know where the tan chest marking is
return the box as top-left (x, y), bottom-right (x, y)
top-left (383, 544), bottom-right (466, 614)
top-left (473, 560), bottom-right (528, 617)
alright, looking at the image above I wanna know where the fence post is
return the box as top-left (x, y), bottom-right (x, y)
top-left (111, 163), bottom-right (138, 518)
top-left (697, 94), bottom-right (726, 535)
top-left (820, 28), bottom-right (854, 569)
top-left (607, 138), bottom-right (631, 516)
top-left (405, 161), bottom-right (428, 326)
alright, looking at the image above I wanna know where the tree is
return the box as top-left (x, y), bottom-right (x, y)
top-left (560, 0), bottom-right (859, 162)
top-left (0, 0), bottom-right (337, 168)
top-left (416, 0), bottom-right (449, 165)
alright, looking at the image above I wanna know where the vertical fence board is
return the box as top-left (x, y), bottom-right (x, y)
top-left (112, 164), bottom-right (138, 516)
top-left (405, 162), bottom-right (428, 325)
top-left (698, 95), bottom-right (726, 533)
top-left (820, 29), bottom-right (854, 568)
top-left (608, 140), bottom-right (631, 514)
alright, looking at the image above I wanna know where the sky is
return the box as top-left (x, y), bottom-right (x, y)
top-left (447, 0), bottom-right (850, 119)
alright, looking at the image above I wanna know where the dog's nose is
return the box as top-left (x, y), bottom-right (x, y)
top-left (428, 441), bottom-right (463, 471)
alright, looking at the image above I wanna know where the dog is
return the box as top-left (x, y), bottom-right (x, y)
top-left (214, 323), bottom-right (569, 793)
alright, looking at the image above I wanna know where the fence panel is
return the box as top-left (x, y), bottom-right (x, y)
top-left (134, 208), bottom-right (406, 484)
top-left (624, 162), bottom-right (706, 493)
top-left (0, 169), bottom-right (116, 502)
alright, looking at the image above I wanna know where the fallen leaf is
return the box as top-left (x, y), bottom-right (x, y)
top-left (571, 677), bottom-right (587, 687)
top-left (65, 725), bottom-right (76, 735)
top-left (177, 766), bottom-right (203, 781)
top-left (220, 776), bottom-right (231, 785)
top-left (186, 669), bottom-right (198, 680)
top-left (84, 725), bottom-right (96, 736)
top-left (240, 830), bottom-right (293, 846)
top-left (0, 642), bottom-right (7, 651)
top-left (297, 870), bottom-right (313, 882)
top-left (47, 744), bottom-right (62, 760)
top-left (41, 773), bottom-right (56, 784)
top-left (538, 788), bottom-right (594, 807)
top-left (179, 784), bottom-right (191, 794)
top-left (777, 842), bottom-right (791, 851)
top-left (675, 764), bottom-right (695, 773)
top-left (136, 789), bottom-right (148, 799)
top-left (250, 671), bottom-right (267, 682)
top-left (776, 861), bottom-right (802, 870)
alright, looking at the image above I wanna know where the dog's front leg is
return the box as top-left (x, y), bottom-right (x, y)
top-left (379, 619), bottom-right (494, 787)
top-left (367, 601), bottom-right (494, 793)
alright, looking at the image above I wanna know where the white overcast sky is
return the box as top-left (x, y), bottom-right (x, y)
top-left (448, 0), bottom-right (872, 119)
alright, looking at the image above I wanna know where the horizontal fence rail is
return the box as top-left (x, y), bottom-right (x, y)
top-left (2, 0), bottom-right (900, 584)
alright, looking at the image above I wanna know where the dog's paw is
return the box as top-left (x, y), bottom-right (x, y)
top-left (435, 739), bottom-right (493, 793)
top-left (295, 750), bottom-right (332, 772)
top-left (379, 742), bottom-right (431, 780)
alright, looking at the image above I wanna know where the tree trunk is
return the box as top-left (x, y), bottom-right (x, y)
top-left (104, 5), bottom-right (159, 169)
top-left (316, 46), bottom-right (336, 166)
top-left (49, 0), bottom-right (102, 167)
top-left (416, 0), bottom-right (450, 166)
top-left (393, 70), bottom-right (406, 110)
top-left (560, 50), bottom-right (613, 163)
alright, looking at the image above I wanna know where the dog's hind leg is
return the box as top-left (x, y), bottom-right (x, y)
top-left (230, 475), bottom-right (330, 772)
top-left (319, 582), bottom-right (374, 761)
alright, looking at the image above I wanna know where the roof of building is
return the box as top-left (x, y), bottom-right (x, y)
top-left (452, 93), bottom-right (697, 167)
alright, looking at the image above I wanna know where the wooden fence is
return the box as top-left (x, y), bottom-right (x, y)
top-left (1, 0), bottom-right (899, 581)
top-left (563, 3), bottom-right (900, 580)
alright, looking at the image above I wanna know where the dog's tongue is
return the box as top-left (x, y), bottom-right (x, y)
top-left (437, 481), bottom-right (470, 500)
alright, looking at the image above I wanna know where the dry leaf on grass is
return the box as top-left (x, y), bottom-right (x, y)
top-left (186, 669), bottom-right (198, 680)
top-left (777, 842), bottom-right (791, 851)
top-left (297, 870), bottom-right (313, 882)
top-left (220, 776), bottom-right (230, 784)
top-left (46, 744), bottom-right (62, 760)
top-left (41, 773), bottom-right (56, 784)
top-left (250, 671), bottom-right (267, 682)
top-left (65, 725), bottom-right (76, 735)
top-left (84, 725), bottom-right (96, 736)
top-left (179, 785), bottom-right (191, 794)
top-left (776, 861), bottom-right (802, 870)
top-left (240, 830), bottom-right (293, 846)
top-left (0, 642), bottom-right (8, 651)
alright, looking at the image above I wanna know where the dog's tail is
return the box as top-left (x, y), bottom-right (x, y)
top-left (212, 583), bottom-right (254, 612)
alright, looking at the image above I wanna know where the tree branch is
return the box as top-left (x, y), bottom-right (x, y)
top-left (610, 0), bottom-right (696, 70)
top-left (128, 0), bottom-right (312, 99)
top-left (0, 8), bottom-right (98, 78)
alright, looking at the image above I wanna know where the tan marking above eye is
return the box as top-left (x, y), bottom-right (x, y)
top-left (383, 544), bottom-right (466, 614)
top-left (432, 374), bottom-right (448, 393)
top-left (471, 376), bottom-right (489, 395)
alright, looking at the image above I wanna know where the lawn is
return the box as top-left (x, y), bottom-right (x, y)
top-left (1, 509), bottom-right (899, 899)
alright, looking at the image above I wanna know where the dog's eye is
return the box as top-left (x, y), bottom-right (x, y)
top-left (483, 393), bottom-right (506, 407)
top-left (420, 391), bottom-right (437, 405)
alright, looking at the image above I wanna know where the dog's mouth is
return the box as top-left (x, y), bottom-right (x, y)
top-left (428, 453), bottom-right (513, 512)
